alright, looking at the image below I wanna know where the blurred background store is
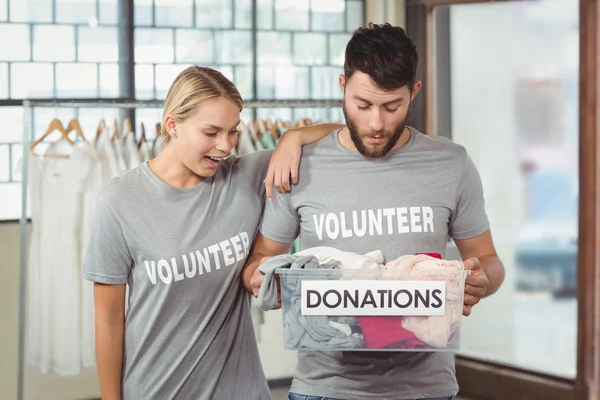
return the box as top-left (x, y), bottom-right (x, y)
top-left (0, 0), bottom-right (598, 399)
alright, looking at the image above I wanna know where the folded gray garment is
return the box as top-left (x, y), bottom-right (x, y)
top-left (257, 254), bottom-right (364, 349)
top-left (257, 254), bottom-right (300, 311)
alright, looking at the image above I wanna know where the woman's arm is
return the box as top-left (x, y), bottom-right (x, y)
top-left (94, 283), bottom-right (127, 400)
top-left (264, 123), bottom-right (345, 199)
top-left (294, 123), bottom-right (346, 146)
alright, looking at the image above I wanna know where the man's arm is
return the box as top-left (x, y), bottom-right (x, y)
top-left (454, 229), bottom-right (505, 316)
top-left (243, 232), bottom-right (293, 296)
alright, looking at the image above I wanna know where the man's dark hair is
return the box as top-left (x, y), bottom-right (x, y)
top-left (344, 22), bottom-right (419, 91)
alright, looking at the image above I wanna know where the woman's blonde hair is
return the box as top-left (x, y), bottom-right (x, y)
top-left (161, 66), bottom-right (243, 144)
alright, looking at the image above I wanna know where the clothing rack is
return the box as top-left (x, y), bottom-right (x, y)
top-left (22, 98), bottom-right (343, 109)
top-left (17, 98), bottom-right (342, 400)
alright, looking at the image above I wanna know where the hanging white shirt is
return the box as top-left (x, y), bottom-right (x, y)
top-left (29, 141), bottom-right (96, 376)
top-left (153, 137), bottom-right (165, 158)
top-left (123, 132), bottom-right (142, 170)
top-left (76, 142), bottom-right (104, 368)
top-left (237, 122), bottom-right (256, 155)
top-left (139, 140), bottom-right (152, 162)
top-left (112, 135), bottom-right (128, 174)
top-left (95, 129), bottom-right (120, 185)
top-left (26, 154), bottom-right (44, 369)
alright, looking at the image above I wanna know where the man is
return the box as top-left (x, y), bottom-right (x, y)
top-left (243, 23), bottom-right (505, 400)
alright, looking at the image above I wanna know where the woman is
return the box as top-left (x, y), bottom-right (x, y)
top-left (82, 66), bottom-right (341, 400)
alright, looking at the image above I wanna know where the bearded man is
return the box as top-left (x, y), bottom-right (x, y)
top-left (243, 22), bottom-right (505, 400)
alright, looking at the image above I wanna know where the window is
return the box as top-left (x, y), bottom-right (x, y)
top-left (256, 0), bottom-right (360, 101)
top-left (133, 0), bottom-right (254, 100)
top-left (432, 0), bottom-right (579, 378)
top-left (0, 0), bottom-right (122, 220)
top-left (0, 0), bottom-right (364, 220)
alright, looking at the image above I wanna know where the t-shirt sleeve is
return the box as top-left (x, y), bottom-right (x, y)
top-left (259, 187), bottom-right (300, 244)
top-left (449, 152), bottom-right (491, 240)
top-left (235, 149), bottom-right (273, 201)
top-left (82, 195), bottom-right (133, 284)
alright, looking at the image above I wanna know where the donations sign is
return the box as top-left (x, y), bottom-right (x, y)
top-left (300, 280), bottom-right (446, 316)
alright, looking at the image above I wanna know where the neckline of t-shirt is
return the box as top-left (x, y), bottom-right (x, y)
top-left (141, 161), bottom-right (211, 194)
top-left (332, 126), bottom-right (417, 158)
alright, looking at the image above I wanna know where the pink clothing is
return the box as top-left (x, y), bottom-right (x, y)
top-left (383, 254), bottom-right (465, 348)
top-left (359, 252), bottom-right (450, 350)
top-left (358, 316), bottom-right (423, 349)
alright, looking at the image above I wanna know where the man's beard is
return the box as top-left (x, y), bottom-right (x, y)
top-left (342, 102), bottom-right (407, 159)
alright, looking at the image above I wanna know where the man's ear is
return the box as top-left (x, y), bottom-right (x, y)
top-left (411, 80), bottom-right (423, 99)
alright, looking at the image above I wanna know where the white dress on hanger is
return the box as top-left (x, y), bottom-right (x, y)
top-left (77, 142), bottom-right (104, 368)
top-left (26, 155), bottom-right (44, 369)
top-left (95, 129), bottom-right (120, 183)
top-left (153, 137), bottom-right (165, 158)
top-left (139, 140), bottom-right (152, 162)
top-left (112, 135), bottom-right (128, 174)
top-left (28, 140), bottom-right (95, 376)
top-left (237, 122), bottom-right (256, 155)
top-left (124, 132), bottom-right (141, 170)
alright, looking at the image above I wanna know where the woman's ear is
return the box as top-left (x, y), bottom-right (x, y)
top-left (164, 114), bottom-right (177, 135)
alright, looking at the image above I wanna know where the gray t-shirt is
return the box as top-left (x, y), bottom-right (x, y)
top-left (259, 127), bottom-right (490, 399)
top-left (83, 152), bottom-right (274, 400)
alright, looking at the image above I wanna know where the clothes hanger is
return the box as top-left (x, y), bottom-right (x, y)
top-left (248, 120), bottom-right (260, 143)
top-left (256, 119), bottom-right (268, 140)
top-left (138, 122), bottom-right (147, 149)
top-left (95, 119), bottom-right (106, 142)
top-left (112, 119), bottom-right (120, 140)
top-left (123, 118), bottom-right (133, 136)
top-left (29, 118), bottom-right (73, 158)
top-left (65, 118), bottom-right (87, 143)
top-left (152, 122), bottom-right (162, 150)
top-left (234, 121), bottom-right (246, 152)
top-left (269, 120), bottom-right (279, 141)
top-left (275, 119), bottom-right (285, 131)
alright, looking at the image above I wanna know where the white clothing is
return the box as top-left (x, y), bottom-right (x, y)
top-left (77, 143), bottom-right (104, 367)
top-left (383, 254), bottom-right (465, 347)
top-left (236, 121), bottom-right (256, 155)
top-left (153, 137), bottom-right (165, 158)
top-left (26, 155), bottom-right (44, 369)
top-left (294, 246), bottom-right (384, 270)
top-left (27, 142), bottom-right (97, 375)
top-left (112, 136), bottom-right (128, 174)
top-left (124, 133), bottom-right (142, 170)
top-left (139, 140), bottom-right (152, 162)
top-left (95, 130), bottom-right (120, 184)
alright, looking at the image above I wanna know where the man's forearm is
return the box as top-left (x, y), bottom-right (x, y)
top-left (242, 252), bottom-right (266, 293)
top-left (480, 255), bottom-right (505, 297)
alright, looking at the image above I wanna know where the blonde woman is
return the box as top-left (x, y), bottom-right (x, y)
top-left (82, 66), bottom-right (341, 400)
